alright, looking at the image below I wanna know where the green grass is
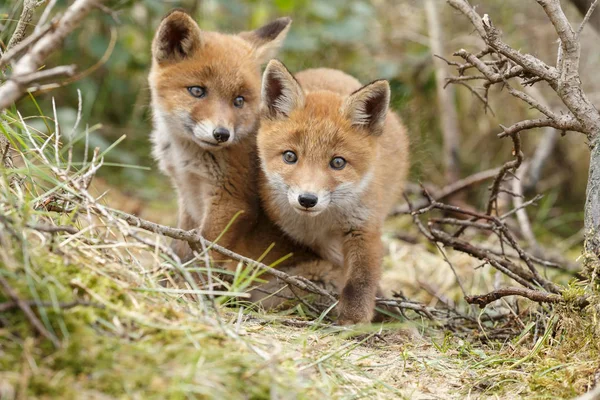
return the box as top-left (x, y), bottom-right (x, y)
top-left (1, 99), bottom-right (600, 400)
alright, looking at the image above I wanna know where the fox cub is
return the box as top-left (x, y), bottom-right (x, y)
top-left (148, 10), bottom-right (343, 302)
top-left (149, 10), bottom-right (292, 261)
top-left (257, 60), bottom-right (409, 324)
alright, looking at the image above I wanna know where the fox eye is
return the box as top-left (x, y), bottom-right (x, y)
top-left (282, 151), bottom-right (297, 164)
top-left (233, 96), bottom-right (245, 108)
top-left (188, 86), bottom-right (206, 98)
top-left (330, 157), bottom-right (346, 170)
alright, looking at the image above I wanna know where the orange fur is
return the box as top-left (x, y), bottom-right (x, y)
top-left (257, 61), bottom-right (409, 323)
top-left (148, 11), bottom-right (342, 303)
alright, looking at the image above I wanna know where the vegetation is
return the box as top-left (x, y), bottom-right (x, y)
top-left (2, 0), bottom-right (600, 398)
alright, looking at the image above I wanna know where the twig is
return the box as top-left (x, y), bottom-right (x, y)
top-left (6, 0), bottom-right (41, 51)
top-left (497, 117), bottom-right (582, 138)
top-left (10, 64), bottom-right (76, 85)
top-left (0, 274), bottom-right (61, 347)
top-left (116, 211), bottom-right (338, 303)
top-left (0, 21), bottom-right (56, 70)
top-left (465, 286), bottom-right (582, 308)
top-left (393, 168), bottom-right (500, 215)
top-left (0, 299), bottom-right (103, 312)
top-left (0, 0), bottom-right (104, 110)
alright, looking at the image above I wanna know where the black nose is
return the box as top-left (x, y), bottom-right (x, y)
top-left (298, 193), bottom-right (318, 208)
top-left (213, 127), bottom-right (230, 143)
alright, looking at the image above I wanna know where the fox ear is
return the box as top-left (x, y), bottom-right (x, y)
top-left (240, 17), bottom-right (292, 64)
top-left (262, 60), bottom-right (304, 118)
top-left (152, 10), bottom-right (202, 63)
top-left (341, 80), bottom-right (390, 136)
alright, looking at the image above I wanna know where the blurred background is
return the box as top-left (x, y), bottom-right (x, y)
top-left (1, 0), bottom-right (597, 251)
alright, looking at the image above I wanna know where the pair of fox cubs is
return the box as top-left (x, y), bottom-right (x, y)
top-left (149, 10), bottom-right (408, 324)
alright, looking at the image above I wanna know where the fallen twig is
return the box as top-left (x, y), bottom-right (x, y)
top-left (0, 274), bottom-right (61, 347)
top-left (465, 286), bottom-right (588, 308)
top-left (393, 168), bottom-right (500, 215)
top-left (0, 299), bottom-right (103, 313)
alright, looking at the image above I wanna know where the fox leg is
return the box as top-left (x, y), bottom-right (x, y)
top-left (338, 228), bottom-right (383, 324)
top-left (200, 197), bottom-right (257, 269)
top-left (172, 205), bottom-right (197, 261)
top-left (251, 259), bottom-right (344, 310)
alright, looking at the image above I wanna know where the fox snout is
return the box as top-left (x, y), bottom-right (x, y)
top-left (212, 127), bottom-right (231, 143)
top-left (298, 193), bottom-right (318, 208)
top-left (185, 118), bottom-right (235, 149)
top-left (286, 187), bottom-right (330, 215)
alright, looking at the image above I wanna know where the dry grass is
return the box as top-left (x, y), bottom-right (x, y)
top-left (0, 96), bottom-right (599, 400)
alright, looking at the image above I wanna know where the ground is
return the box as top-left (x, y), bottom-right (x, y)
top-left (0, 166), bottom-right (598, 400)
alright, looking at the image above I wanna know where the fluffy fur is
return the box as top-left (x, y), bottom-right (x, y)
top-left (148, 11), bottom-right (342, 302)
top-left (257, 60), bottom-right (409, 323)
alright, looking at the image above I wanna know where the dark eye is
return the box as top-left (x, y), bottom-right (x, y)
top-left (282, 151), bottom-right (297, 164)
top-left (188, 86), bottom-right (206, 98)
top-left (330, 157), bottom-right (346, 170)
top-left (233, 96), bottom-right (245, 108)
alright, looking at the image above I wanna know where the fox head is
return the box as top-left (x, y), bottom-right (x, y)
top-left (149, 10), bottom-right (291, 150)
top-left (257, 60), bottom-right (390, 217)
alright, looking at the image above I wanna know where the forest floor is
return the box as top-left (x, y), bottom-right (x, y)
top-left (1, 176), bottom-right (598, 400)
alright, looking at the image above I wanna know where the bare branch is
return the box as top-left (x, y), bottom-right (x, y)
top-left (577, 0), bottom-right (599, 35)
top-left (116, 211), bottom-right (338, 304)
top-left (0, 0), bottom-right (103, 110)
top-left (0, 274), bottom-right (61, 347)
top-left (497, 117), bottom-right (582, 138)
top-left (394, 168), bottom-right (500, 215)
top-left (6, 0), bottom-right (41, 51)
top-left (465, 287), bottom-right (566, 308)
top-left (11, 64), bottom-right (76, 84)
top-left (0, 21), bottom-right (55, 71)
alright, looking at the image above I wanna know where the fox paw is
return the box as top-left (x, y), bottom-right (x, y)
top-left (336, 297), bottom-right (374, 325)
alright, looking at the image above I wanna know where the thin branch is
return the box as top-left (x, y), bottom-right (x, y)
top-left (0, 20), bottom-right (56, 71)
top-left (10, 64), bottom-right (76, 84)
top-left (497, 117), bottom-right (582, 138)
top-left (394, 168), bottom-right (500, 215)
top-left (577, 0), bottom-right (599, 36)
top-left (6, 0), bottom-right (40, 51)
top-left (0, 274), bottom-right (61, 347)
top-left (464, 286), bottom-right (586, 308)
top-left (116, 211), bottom-right (338, 303)
top-left (0, 0), bottom-right (104, 110)
top-left (0, 299), bottom-right (103, 313)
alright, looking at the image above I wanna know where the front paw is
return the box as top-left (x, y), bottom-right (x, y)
top-left (337, 287), bottom-right (375, 325)
top-left (171, 239), bottom-right (193, 262)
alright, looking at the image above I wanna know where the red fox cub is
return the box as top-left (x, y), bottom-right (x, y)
top-left (257, 60), bottom-right (409, 324)
top-left (148, 10), bottom-right (338, 287)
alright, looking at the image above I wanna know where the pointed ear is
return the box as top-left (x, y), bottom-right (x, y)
top-left (341, 80), bottom-right (390, 135)
top-left (152, 9), bottom-right (202, 64)
top-left (239, 17), bottom-right (292, 64)
top-left (261, 59), bottom-right (304, 118)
